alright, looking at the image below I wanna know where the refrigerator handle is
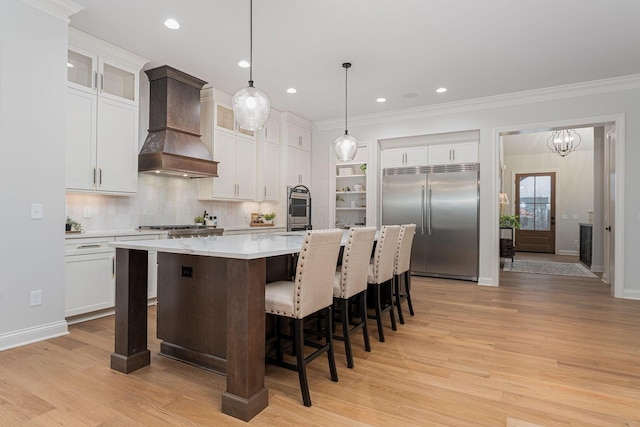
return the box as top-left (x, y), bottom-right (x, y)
top-left (421, 185), bottom-right (426, 235)
top-left (428, 186), bottom-right (433, 235)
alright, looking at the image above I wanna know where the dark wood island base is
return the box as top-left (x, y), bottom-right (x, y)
top-left (110, 247), bottom-right (269, 421)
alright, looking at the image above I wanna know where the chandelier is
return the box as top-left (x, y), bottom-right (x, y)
top-left (547, 129), bottom-right (581, 157)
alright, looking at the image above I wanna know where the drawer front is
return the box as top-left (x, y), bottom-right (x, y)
top-left (65, 237), bottom-right (113, 255)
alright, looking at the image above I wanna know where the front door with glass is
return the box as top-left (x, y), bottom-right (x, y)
top-left (515, 172), bottom-right (556, 253)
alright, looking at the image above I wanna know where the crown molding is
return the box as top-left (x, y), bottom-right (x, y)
top-left (313, 74), bottom-right (640, 131)
top-left (20, 0), bottom-right (83, 23)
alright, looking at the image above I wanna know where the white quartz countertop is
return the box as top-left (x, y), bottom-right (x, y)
top-left (108, 230), bottom-right (374, 260)
top-left (108, 231), bottom-right (313, 259)
top-left (65, 229), bottom-right (169, 239)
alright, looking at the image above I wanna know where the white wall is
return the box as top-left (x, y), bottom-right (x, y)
top-left (312, 79), bottom-right (640, 298)
top-left (0, 1), bottom-right (71, 349)
top-left (503, 129), bottom-right (594, 256)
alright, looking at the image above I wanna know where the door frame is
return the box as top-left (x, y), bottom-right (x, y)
top-left (493, 114), bottom-right (625, 298)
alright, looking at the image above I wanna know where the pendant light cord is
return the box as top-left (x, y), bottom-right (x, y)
top-left (344, 63), bottom-right (350, 135)
top-left (249, 0), bottom-right (254, 86)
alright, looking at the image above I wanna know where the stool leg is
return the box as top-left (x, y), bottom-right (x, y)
top-left (326, 306), bottom-right (338, 382)
top-left (340, 298), bottom-right (354, 369)
top-left (388, 279), bottom-right (397, 332)
top-left (360, 291), bottom-right (371, 352)
top-left (405, 271), bottom-right (415, 316)
top-left (395, 273), bottom-right (405, 325)
top-left (374, 284), bottom-right (385, 342)
top-left (294, 318), bottom-right (311, 407)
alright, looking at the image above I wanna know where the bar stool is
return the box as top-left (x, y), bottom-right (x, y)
top-left (367, 225), bottom-right (400, 342)
top-left (333, 226), bottom-right (377, 368)
top-left (265, 229), bottom-right (343, 407)
top-left (394, 224), bottom-right (416, 324)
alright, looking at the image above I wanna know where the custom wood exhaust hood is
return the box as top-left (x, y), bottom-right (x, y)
top-left (138, 65), bottom-right (218, 178)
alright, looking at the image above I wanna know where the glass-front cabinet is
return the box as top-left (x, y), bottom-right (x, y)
top-left (65, 28), bottom-right (148, 194)
top-left (67, 47), bottom-right (137, 104)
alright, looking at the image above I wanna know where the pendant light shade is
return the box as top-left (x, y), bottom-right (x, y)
top-left (334, 62), bottom-right (358, 162)
top-left (232, 0), bottom-right (270, 131)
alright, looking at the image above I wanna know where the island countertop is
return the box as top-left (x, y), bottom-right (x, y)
top-left (108, 230), bottom-right (361, 259)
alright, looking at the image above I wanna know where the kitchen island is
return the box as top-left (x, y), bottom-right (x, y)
top-left (108, 232), bottom-right (313, 421)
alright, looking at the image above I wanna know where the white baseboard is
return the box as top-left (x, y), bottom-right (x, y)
top-left (478, 276), bottom-right (498, 286)
top-left (590, 264), bottom-right (604, 273)
top-left (558, 250), bottom-right (579, 256)
top-left (0, 321), bottom-right (68, 352)
top-left (623, 289), bottom-right (640, 300)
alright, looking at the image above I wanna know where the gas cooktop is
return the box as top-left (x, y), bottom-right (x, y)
top-left (138, 225), bottom-right (214, 230)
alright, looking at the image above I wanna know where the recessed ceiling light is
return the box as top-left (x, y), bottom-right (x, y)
top-left (66, 62), bottom-right (74, 68)
top-left (402, 92), bottom-right (418, 99)
top-left (376, 97), bottom-right (386, 103)
top-left (436, 87), bottom-right (447, 93)
top-left (164, 18), bottom-right (180, 30)
top-left (238, 60), bottom-right (250, 68)
top-left (287, 88), bottom-right (297, 94)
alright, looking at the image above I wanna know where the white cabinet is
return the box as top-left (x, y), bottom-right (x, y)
top-left (65, 233), bottom-right (163, 320)
top-left (263, 116), bottom-right (280, 145)
top-left (283, 113), bottom-right (312, 187)
top-left (257, 116), bottom-right (280, 201)
top-left (285, 146), bottom-right (311, 186)
top-left (286, 122), bottom-right (311, 151)
top-left (65, 28), bottom-right (147, 194)
top-left (382, 146), bottom-right (428, 168)
top-left (65, 238), bottom-right (115, 318)
top-left (261, 141), bottom-right (280, 200)
top-left (198, 91), bottom-right (257, 201)
top-left (428, 141), bottom-right (478, 165)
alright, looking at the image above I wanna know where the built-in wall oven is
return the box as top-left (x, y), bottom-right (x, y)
top-left (287, 185), bottom-right (312, 231)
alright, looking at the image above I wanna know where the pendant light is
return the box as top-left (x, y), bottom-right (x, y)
top-left (232, 0), bottom-right (270, 131)
top-left (334, 62), bottom-right (358, 162)
top-left (546, 129), bottom-right (581, 157)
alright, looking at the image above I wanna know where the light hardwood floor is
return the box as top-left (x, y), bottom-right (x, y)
top-left (1, 267), bottom-right (639, 426)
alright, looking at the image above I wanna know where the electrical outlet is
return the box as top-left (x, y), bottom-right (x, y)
top-left (83, 206), bottom-right (91, 218)
top-left (30, 290), bottom-right (42, 307)
top-left (574, 240), bottom-right (579, 246)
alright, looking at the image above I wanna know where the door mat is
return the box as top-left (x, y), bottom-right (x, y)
top-left (503, 260), bottom-right (597, 278)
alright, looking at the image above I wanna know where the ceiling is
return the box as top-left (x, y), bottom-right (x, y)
top-left (69, 0), bottom-right (640, 123)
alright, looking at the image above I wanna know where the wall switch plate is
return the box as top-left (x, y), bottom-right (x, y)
top-left (562, 213), bottom-right (568, 220)
top-left (30, 290), bottom-right (42, 306)
top-left (30, 203), bottom-right (43, 219)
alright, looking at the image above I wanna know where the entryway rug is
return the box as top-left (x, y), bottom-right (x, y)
top-left (503, 260), bottom-right (597, 278)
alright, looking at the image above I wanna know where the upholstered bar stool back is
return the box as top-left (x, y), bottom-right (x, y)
top-left (265, 229), bottom-right (343, 407)
top-left (394, 223), bottom-right (416, 324)
top-left (367, 225), bottom-right (400, 342)
top-left (333, 227), bottom-right (376, 368)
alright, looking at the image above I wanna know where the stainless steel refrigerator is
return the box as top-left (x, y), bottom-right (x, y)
top-left (382, 163), bottom-right (479, 281)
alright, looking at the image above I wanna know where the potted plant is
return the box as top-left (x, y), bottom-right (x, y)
top-left (499, 214), bottom-right (521, 229)
top-left (66, 216), bottom-right (83, 232)
top-left (360, 163), bottom-right (367, 174)
top-left (263, 212), bottom-right (276, 224)
top-left (194, 215), bottom-right (205, 225)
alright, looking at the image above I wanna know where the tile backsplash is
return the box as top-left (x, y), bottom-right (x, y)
top-left (66, 174), bottom-right (280, 231)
